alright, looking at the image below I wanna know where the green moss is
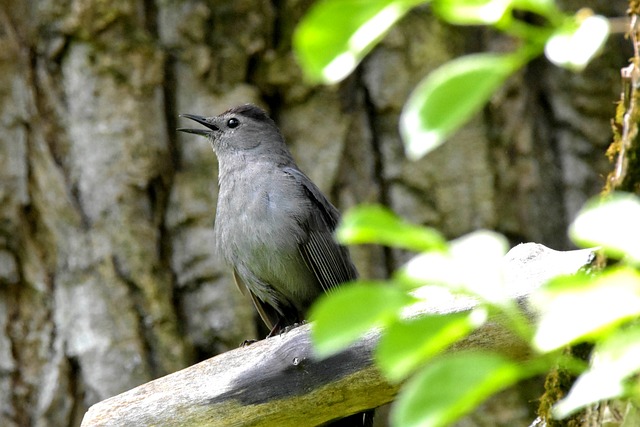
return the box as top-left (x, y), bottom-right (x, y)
top-left (538, 344), bottom-right (594, 426)
top-left (604, 62), bottom-right (640, 195)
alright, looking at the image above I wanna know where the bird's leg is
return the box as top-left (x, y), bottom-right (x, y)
top-left (266, 318), bottom-right (284, 338)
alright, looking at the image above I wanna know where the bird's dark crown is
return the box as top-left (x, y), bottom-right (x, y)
top-left (224, 104), bottom-right (272, 123)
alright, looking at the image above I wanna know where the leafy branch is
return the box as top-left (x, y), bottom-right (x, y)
top-left (291, 1), bottom-right (640, 426)
top-left (293, 0), bottom-right (609, 159)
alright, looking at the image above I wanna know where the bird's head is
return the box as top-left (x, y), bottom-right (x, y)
top-left (178, 104), bottom-right (290, 159)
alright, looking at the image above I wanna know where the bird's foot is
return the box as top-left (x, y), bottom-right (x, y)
top-left (277, 320), bottom-right (308, 335)
top-left (266, 320), bottom-right (307, 338)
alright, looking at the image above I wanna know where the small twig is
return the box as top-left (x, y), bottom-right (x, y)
top-left (610, 13), bottom-right (640, 188)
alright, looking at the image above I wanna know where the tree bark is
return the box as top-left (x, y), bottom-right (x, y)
top-left (0, 0), bottom-right (627, 426)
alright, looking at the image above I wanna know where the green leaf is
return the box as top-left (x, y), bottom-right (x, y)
top-left (400, 231), bottom-right (509, 301)
top-left (512, 0), bottom-right (557, 15)
top-left (448, 231), bottom-right (510, 302)
top-left (545, 13), bottom-right (609, 72)
top-left (309, 282), bottom-right (414, 358)
top-left (400, 52), bottom-right (524, 160)
top-left (569, 192), bottom-right (640, 263)
top-left (293, 0), bottom-right (425, 83)
top-left (433, 0), bottom-right (512, 25)
top-left (432, 0), bottom-right (558, 24)
top-left (391, 352), bottom-right (522, 427)
top-left (533, 268), bottom-right (640, 352)
top-left (376, 312), bottom-right (482, 382)
top-left (336, 205), bottom-right (447, 252)
top-left (553, 324), bottom-right (640, 418)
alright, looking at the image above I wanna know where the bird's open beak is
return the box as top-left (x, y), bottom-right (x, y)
top-left (177, 114), bottom-right (220, 136)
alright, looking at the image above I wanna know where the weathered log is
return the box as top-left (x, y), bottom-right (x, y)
top-left (80, 244), bottom-right (595, 426)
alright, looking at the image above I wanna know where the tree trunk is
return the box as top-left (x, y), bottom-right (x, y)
top-left (0, 0), bottom-right (628, 426)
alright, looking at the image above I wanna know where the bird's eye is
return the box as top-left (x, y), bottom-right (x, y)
top-left (227, 118), bottom-right (240, 128)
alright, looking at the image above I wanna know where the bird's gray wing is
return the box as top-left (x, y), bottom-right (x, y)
top-left (283, 167), bottom-right (358, 293)
top-left (233, 268), bottom-right (281, 331)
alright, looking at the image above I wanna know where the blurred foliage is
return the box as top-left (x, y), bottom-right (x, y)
top-left (294, 0), bottom-right (609, 158)
top-left (293, 1), bottom-right (640, 426)
top-left (310, 194), bottom-right (640, 426)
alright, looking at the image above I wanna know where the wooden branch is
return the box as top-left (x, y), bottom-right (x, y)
top-left (80, 244), bottom-right (595, 427)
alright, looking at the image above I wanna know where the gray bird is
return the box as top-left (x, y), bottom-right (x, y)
top-left (177, 104), bottom-right (358, 334)
top-left (178, 104), bottom-right (373, 426)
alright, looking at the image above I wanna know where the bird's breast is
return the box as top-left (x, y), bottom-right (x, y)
top-left (213, 162), bottom-right (324, 309)
top-left (214, 166), bottom-right (304, 259)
